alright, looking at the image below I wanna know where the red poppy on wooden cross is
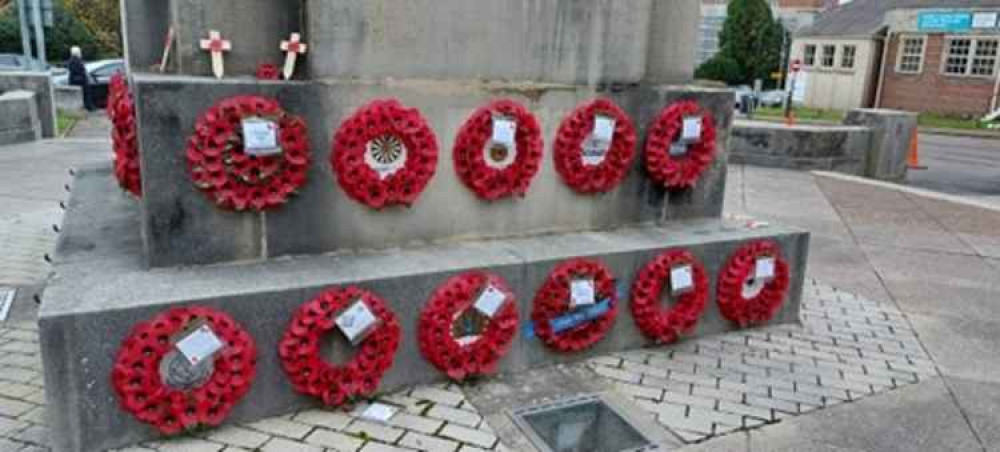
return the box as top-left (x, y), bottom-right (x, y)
top-left (199, 30), bottom-right (232, 79)
top-left (280, 33), bottom-right (308, 80)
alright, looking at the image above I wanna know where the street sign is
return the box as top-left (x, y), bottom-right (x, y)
top-left (918, 12), bottom-right (972, 32)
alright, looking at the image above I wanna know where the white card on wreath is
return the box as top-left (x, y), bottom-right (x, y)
top-left (474, 284), bottom-right (507, 318)
top-left (336, 301), bottom-right (378, 344)
top-left (682, 116), bottom-right (703, 142)
top-left (491, 117), bottom-right (517, 149)
top-left (755, 257), bottom-right (776, 280)
top-left (593, 116), bottom-right (616, 143)
top-left (670, 265), bottom-right (694, 294)
top-left (175, 325), bottom-right (224, 366)
top-left (242, 118), bottom-right (280, 156)
top-left (570, 279), bottom-right (596, 308)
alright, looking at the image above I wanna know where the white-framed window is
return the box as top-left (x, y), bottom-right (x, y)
top-left (896, 36), bottom-right (926, 74)
top-left (804, 44), bottom-right (816, 66)
top-left (943, 37), bottom-right (999, 77)
top-left (821, 45), bottom-right (836, 67)
top-left (841, 45), bottom-right (857, 69)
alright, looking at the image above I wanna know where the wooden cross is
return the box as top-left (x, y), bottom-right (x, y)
top-left (199, 30), bottom-right (232, 79)
top-left (280, 33), bottom-right (308, 80)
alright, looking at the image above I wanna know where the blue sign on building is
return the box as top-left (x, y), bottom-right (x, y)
top-left (918, 12), bottom-right (973, 31)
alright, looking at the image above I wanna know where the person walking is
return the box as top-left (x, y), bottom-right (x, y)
top-left (67, 46), bottom-right (94, 111)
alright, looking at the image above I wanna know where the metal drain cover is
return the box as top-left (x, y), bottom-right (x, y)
top-left (512, 395), bottom-right (658, 452)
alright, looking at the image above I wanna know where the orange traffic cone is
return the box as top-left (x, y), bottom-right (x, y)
top-left (908, 129), bottom-right (927, 170)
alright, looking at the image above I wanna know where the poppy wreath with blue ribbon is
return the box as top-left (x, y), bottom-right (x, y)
top-left (111, 306), bottom-right (257, 435)
top-left (278, 287), bottom-right (401, 408)
top-left (418, 271), bottom-right (519, 381)
top-left (630, 249), bottom-right (709, 344)
top-left (332, 99), bottom-right (439, 209)
top-left (108, 73), bottom-right (142, 197)
top-left (717, 240), bottom-right (790, 327)
top-left (453, 99), bottom-right (543, 201)
top-left (186, 95), bottom-right (311, 211)
top-left (553, 98), bottom-right (637, 194)
top-left (644, 100), bottom-right (718, 190)
top-left (531, 258), bottom-right (618, 352)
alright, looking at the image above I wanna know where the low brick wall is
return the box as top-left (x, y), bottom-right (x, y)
top-left (0, 72), bottom-right (56, 138)
top-left (0, 90), bottom-right (42, 145)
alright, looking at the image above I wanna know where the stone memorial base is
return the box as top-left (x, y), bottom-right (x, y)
top-left (41, 165), bottom-right (808, 452)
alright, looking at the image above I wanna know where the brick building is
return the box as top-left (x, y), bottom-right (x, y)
top-left (792, 0), bottom-right (1000, 116)
top-left (699, 0), bottom-right (831, 65)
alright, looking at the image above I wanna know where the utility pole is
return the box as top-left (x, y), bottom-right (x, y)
top-left (16, 0), bottom-right (32, 63)
top-left (31, 0), bottom-right (47, 68)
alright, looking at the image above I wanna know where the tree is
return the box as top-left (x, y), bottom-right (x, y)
top-left (0, 1), bottom-right (107, 62)
top-left (62, 0), bottom-right (121, 55)
top-left (696, 0), bottom-right (787, 87)
top-left (694, 55), bottom-right (743, 86)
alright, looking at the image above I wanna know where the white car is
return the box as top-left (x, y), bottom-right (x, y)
top-left (52, 59), bottom-right (124, 86)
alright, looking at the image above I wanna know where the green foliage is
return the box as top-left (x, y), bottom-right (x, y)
top-left (702, 0), bottom-right (787, 87)
top-left (0, 1), bottom-right (113, 64)
top-left (695, 55), bottom-right (743, 86)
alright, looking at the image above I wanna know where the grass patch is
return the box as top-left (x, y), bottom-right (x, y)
top-left (917, 113), bottom-right (987, 131)
top-left (57, 109), bottom-right (85, 136)
top-left (755, 106), bottom-right (846, 123)
top-left (756, 107), bottom-right (994, 132)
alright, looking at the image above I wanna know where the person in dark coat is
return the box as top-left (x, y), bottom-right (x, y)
top-left (67, 46), bottom-right (94, 111)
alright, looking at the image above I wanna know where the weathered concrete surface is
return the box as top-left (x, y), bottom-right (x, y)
top-left (121, 0), bottom-right (170, 73)
top-left (843, 108), bottom-right (917, 182)
top-left (167, 0), bottom-right (303, 78)
top-left (54, 85), bottom-right (82, 112)
top-left (133, 75), bottom-right (734, 268)
top-left (0, 72), bottom-right (56, 138)
top-left (307, 0), bottom-right (664, 84)
top-left (40, 165), bottom-right (807, 452)
top-left (0, 91), bottom-right (41, 145)
top-left (729, 120), bottom-right (871, 174)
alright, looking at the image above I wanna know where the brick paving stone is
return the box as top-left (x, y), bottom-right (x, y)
top-left (360, 442), bottom-right (416, 452)
top-left (715, 400), bottom-right (774, 422)
top-left (410, 387), bottom-right (464, 407)
top-left (292, 409), bottom-right (355, 430)
top-left (614, 382), bottom-right (663, 401)
top-left (206, 426), bottom-right (271, 450)
top-left (259, 437), bottom-right (323, 452)
top-left (590, 365), bottom-right (641, 384)
top-left (426, 404), bottom-right (482, 428)
top-left (438, 424), bottom-right (497, 449)
top-left (0, 396), bottom-right (34, 417)
top-left (386, 412), bottom-right (444, 435)
top-left (661, 390), bottom-right (717, 409)
top-left (457, 445), bottom-right (489, 452)
top-left (346, 419), bottom-right (406, 444)
top-left (151, 438), bottom-right (226, 452)
top-left (244, 416), bottom-right (314, 440)
top-left (399, 431), bottom-right (460, 452)
top-left (744, 394), bottom-right (799, 415)
top-left (304, 428), bottom-right (365, 451)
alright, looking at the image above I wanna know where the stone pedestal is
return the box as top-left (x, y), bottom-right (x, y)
top-left (41, 1), bottom-right (810, 451)
top-left (0, 90), bottom-right (41, 145)
top-left (843, 108), bottom-right (918, 182)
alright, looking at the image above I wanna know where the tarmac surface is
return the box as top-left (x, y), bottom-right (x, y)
top-left (1, 116), bottom-right (1000, 451)
top-left (909, 134), bottom-right (1000, 204)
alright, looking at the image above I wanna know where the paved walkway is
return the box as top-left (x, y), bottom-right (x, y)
top-left (1, 132), bottom-right (999, 451)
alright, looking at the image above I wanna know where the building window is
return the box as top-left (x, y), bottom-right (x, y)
top-left (821, 45), bottom-right (836, 67)
top-left (896, 36), bottom-right (925, 74)
top-left (804, 45), bottom-right (816, 66)
top-left (841, 45), bottom-right (856, 69)
top-left (945, 38), bottom-right (973, 75)
top-left (944, 38), bottom-right (999, 77)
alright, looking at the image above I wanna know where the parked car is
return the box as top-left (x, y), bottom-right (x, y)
top-left (53, 59), bottom-right (125, 109)
top-left (758, 90), bottom-right (787, 108)
top-left (0, 53), bottom-right (56, 73)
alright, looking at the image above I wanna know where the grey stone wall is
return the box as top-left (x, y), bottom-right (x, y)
top-left (42, 165), bottom-right (808, 452)
top-left (121, 0), bottom-right (170, 72)
top-left (0, 72), bottom-right (56, 138)
top-left (0, 91), bottom-right (41, 145)
top-left (134, 75), bottom-right (734, 268)
top-left (843, 108), bottom-right (917, 182)
top-left (729, 120), bottom-right (871, 174)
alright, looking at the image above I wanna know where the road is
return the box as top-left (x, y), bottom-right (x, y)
top-left (909, 134), bottom-right (1000, 202)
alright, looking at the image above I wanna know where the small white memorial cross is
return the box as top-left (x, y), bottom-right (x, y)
top-left (199, 30), bottom-right (232, 79)
top-left (280, 33), bottom-right (308, 80)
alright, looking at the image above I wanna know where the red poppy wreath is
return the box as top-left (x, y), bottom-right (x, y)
top-left (186, 95), bottom-right (311, 211)
top-left (644, 100), bottom-right (718, 190)
top-left (453, 99), bottom-right (543, 201)
top-left (278, 287), bottom-right (401, 408)
top-left (553, 98), bottom-right (637, 194)
top-left (531, 258), bottom-right (618, 352)
top-left (331, 99), bottom-right (438, 209)
top-left (630, 249), bottom-right (709, 344)
top-left (108, 73), bottom-right (142, 197)
top-left (418, 271), bottom-right (519, 381)
top-left (111, 306), bottom-right (257, 435)
top-left (717, 240), bottom-right (790, 327)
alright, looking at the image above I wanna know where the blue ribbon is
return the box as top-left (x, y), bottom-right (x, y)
top-left (522, 281), bottom-right (628, 340)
